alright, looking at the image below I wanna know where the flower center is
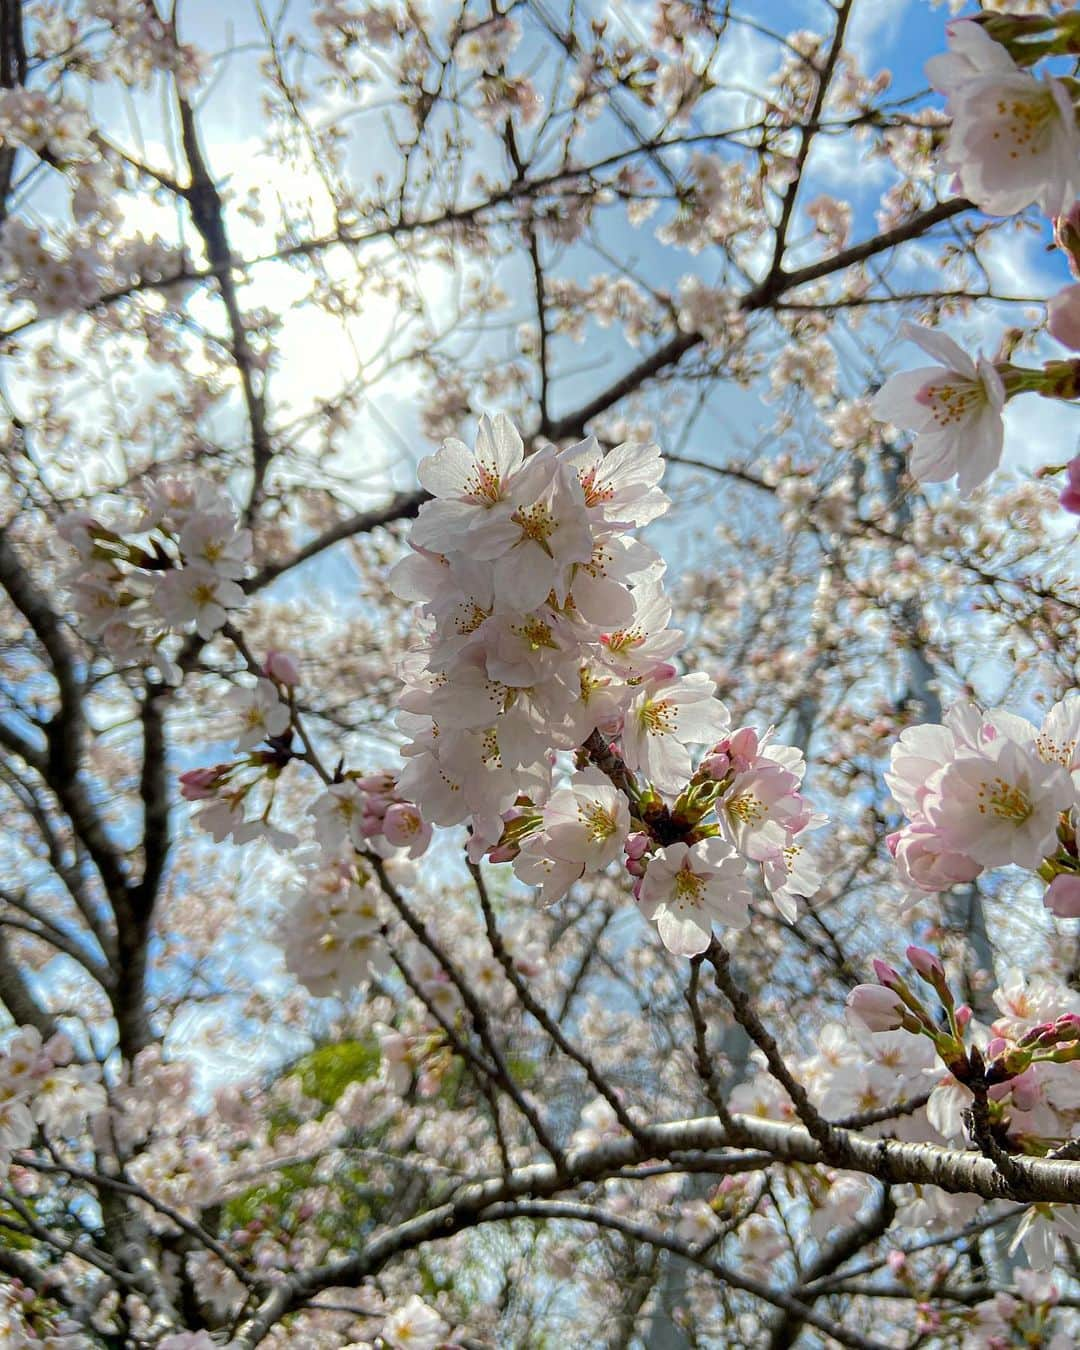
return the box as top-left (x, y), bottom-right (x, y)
top-left (191, 580), bottom-right (218, 606)
top-left (639, 698), bottom-right (676, 734)
top-left (994, 90), bottom-right (1056, 158)
top-left (580, 465), bottom-right (615, 506)
top-left (1035, 732), bottom-right (1076, 768)
top-left (976, 776), bottom-right (1032, 824)
top-left (673, 864), bottom-right (704, 907)
top-left (514, 617), bottom-right (557, 649)
top-left (512, 500), bottom-right (555, 544)
top-left (917, 378), bottom-right (983, 428)
top-left (603, 624), bottom-right (643, 653)
top-left (454, 602), bottom-right (489, 635)
top-left (462, 461), bottom-right (503, 505)
top-left (727, 790), bottom-right (764, 824)
top-left (578, 801), bottom-right (616, 843)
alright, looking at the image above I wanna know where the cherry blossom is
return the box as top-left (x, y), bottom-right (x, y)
top-left (226, 678), bottom-right (290, 751)
top-left (926, 734), bottom-right (1072, 871)
top-left (929, 20), bottom-right (1080, 218)
top-left (637, 837), bottom-right (752, 956)
top-left (381, 1295), bottom-right (449, 1350)
top-left (1045, 873), bottom-right (1080, 918)
top-left (512, 768), bottom-right (631, 905)
top-left (871, 323), bottom-right (1006, 495)
top-left (621, 671), bottom-right (731, 793)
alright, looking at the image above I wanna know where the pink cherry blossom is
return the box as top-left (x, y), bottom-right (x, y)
top-left (412, 412), bottom-right (525, 555)
top-left (226, 677), bottom-right (290, 750)
top-left (1059, 456), bottom-right (1080, 515)
top-left (264, 648), bottom-right (301, 685)
top-left (925, 734), bottom-right (1073, 871)
top-left (1044, 874), bottom-right (1080, 919)
top-left (929, 22), bottom-right (1080, 217)
top-left (1048, 283), bottom-right (1080, 350)
top-left (845, 984), bottom-right (908, 1033)
top-left (155, 563), bottom-right (245, 640)
top-left (871, 323), bottom-right (1005, 496)
top-left (382, 801), bottom-right (432, 858)
top-left (888, 822), bottom-right (982, 895)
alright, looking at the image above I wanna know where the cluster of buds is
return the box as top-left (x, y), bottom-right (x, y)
top-left (310, 773), bottom-right (431, 860)
top-left (987, 1015), bottom-right (1080, 1080)
top-left (850, 951), bottom-right (1080, 1157)
top-left (848, 948), bottom-right (971, 1071)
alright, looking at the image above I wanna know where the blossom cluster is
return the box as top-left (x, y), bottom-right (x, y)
top-left (279, 849), bottom-right (389, 997)
top-left (847, 952), bottom-right (1080, 1266)
top-left (60, 478), bottom-right (250, 682)
top-left (0, 1279), bottom-right (93, 1350)
top-left (871, 17), bottom-right (1080, 506)
top-left (0, 1026), bottom-right (105, 1167)
top-left (885, 696), bottom-right (1080, 907)
top-left (391, 415), bottom-right (821, 957)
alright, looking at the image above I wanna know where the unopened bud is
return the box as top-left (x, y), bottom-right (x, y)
top-left (264, 649), bottom-right (300, 686)
top-left (1056, 202), bottom-right (1080, 279)
top-left (906, 945), bottom-right (944, 980)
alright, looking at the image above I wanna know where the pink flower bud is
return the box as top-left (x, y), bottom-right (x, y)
top-left (872, 958), bottom-right (901, 989)
top-left (846, 984), bottom-right (907, 1032)
top-left (1047, 283), bottom-right (1080, 350)
top-left (263, 649), bottom-right (300, 686)
top-left (1044, 873), bottom-right (1080, 917)
top-left (986, 1036), bottom-right (1007, 1060)
top-left (1009, 1069), bottom-right (1040, 1112)
top-left (363, 797), bottom-right (388, 824)
top-left (179, 766), bottom-right (220, 800)
top-left (1054, 1013), bottom-right (1080, 1040)
top-left (955, 1004), bottom-right (972, 1029)
top-left (906, 946), bottom-right (944, 981)
top-left (1061, 467), bottom-right (1080, 515)
top-left (624, 831), bottom-right (650, 861)
top-left (488, 842), bottom-right (520, 863)
top-left (625, 857), bottom-right (646, 878)
top-left (1055, 201), bottom-right (1080, 279)
top-left (699, 752), bottom-right (731, 781)
top-left (648, 662), bottom-right (678, 682)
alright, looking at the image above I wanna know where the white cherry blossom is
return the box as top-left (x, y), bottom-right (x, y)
top-left (155, 563), bottom-right (245, 640)
top-left (412, 412), bottom-right (525, 555)
top-left (621, 672), bottom-right (731, 793)
top-left (926, 735), bottom-right (1074, 871)
top-left (638, 837), bottom-right (752, 956)
top-left (226, 677), bottom-right (290, 750)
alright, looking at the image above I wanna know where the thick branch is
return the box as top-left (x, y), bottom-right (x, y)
top-left (231, 1110), bottom-right (1079, 1344)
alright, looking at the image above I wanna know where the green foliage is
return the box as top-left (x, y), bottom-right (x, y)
top-left (224, 1036), bottom-right (384, 1239)
top-left (294, 1037), bottom-right (380, 1107)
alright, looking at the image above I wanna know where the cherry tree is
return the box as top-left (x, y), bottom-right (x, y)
top-left (0, 0), bottom-right (1078, 1346)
